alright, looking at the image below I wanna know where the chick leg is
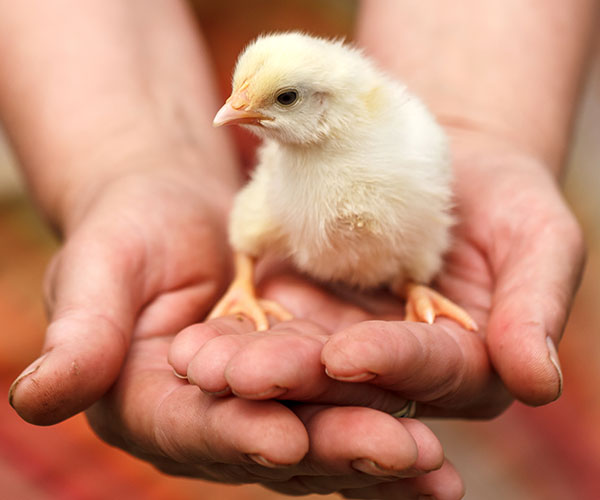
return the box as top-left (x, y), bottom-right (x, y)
top-left (400, 282), bottom-right (478, 331)
top-left (207, 252), bottom-right (293, 331)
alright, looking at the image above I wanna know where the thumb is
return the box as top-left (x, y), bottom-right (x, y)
top-left (486, 208), bottom-right (585, 406)
top-left (9, 235), bottom-right (143, 425)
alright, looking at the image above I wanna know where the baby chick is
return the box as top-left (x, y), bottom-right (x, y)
top-left (209, 32), bottom-right (477, 332)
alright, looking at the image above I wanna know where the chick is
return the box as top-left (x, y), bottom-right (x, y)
top-left (209, 32), bottom-right (477, 332)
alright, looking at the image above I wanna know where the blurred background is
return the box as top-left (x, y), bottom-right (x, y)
top-left (1, 1), bottom-right (599, 499)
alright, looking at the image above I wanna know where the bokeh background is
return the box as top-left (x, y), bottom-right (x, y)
top-left (1, 1), bottom-right (599, 499)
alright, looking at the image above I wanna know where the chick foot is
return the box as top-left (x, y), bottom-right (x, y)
top-left (402, 282), bottom-right (478, 331)
top-left (207, 252), bottom-right (293, 331)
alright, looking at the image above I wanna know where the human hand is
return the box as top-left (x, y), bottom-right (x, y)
top-left (88, 314), bottom-right (463, 499)
top-left (7, 166), bottom-right (463, 499)
top-left (169, 133), bottom-right (584, 420)
top-left (322, 132), bottom-right (584, 415)
top-left (8, 166), bottom-right (232, 424)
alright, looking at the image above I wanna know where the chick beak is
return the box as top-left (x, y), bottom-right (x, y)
top-left (213, 86), bottom-right (270, 127)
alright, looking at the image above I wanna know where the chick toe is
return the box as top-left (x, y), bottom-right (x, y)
top-left (403, 283), bottom-right (478, 331)
top-left (208, 290), bottom-right (293, 332)
top-left (208, 286), bottom-right (270, 331)
top-left (258, 299), bottom-right (294, 322)
top-left (207, 252), bottom-right (292, 331)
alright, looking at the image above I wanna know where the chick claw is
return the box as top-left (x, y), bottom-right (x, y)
top-left (207, 288), bottom-right (293, 332)
top-left (404, 283), bottom-right (478, 331)
top-left (207, 253), bottom-right (293, 331)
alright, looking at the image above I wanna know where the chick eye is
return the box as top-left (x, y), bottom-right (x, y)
top-left (276, 90), bottom-right (298, 106)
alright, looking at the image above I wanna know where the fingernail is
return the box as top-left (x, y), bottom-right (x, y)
top-left (9, 353), bottom-right (49, 407)
top-left (232, 386), bottom-right (287, 399)
top-left (201, 386), bottom-right (232, 397)
top-left (351, 458), bottom-right (418, 478)
top-left (546, 337), bottom-right (563, 400)
top-left (247, 454), bottom-right (287, 468)
top-left (324, 368), bottom-right (376, 382)
top-left (172, 369), bottom-right (188, 380)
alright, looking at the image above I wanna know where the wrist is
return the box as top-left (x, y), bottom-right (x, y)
top-left (50, 131), bottom-right (241, 237)
top-left (356, 0), bottom-right (596, 180)
top-left (442, 126), bottom-right (564, 182)
top-left (437, 110), bottom-right (573, 179)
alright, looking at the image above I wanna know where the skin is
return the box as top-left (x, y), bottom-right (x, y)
top-left (1, 0), bottom-right (593, 498)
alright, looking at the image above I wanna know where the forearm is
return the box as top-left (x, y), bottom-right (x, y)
top-left (0, 0), bottom-right (239, 230)
top-left (357, 0), bottom-right (599, 174)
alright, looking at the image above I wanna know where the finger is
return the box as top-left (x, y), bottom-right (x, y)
top-left (301, 407), bottom-right (443, 475)
top-left (187, 327), bottom-right (259, 396)
top-left (9, 235), bottom-right (145, 425)
top-left (88, 337), bottom-right (309, 476)
top-left (321, 320), bottom-right (510, 417)
top-left (167, 316), bottom-right (255, 378)
top-left (195, 320), bottom-right (408, 411)
top-left (486, 188), bottom-right (585, 405)
top-left (339, 460), bottom-right (464, 500)
top-left (153, 388), bottom-right (309, 468)
top-left (264, 406), bottom-right (445, 496)
top-left (222, 320), bottom-right (330, 399)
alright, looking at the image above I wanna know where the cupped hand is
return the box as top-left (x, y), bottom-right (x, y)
top-left (9, 168), bottom-right (231, 424)
top-left (323, 140), bottom-right (585, 415)
top-left (7, 166), bottom-right (464, 499)
top-left (170, 136), bottom-right (585, 418)
top-left (87, 314), bottom-right (463, 499)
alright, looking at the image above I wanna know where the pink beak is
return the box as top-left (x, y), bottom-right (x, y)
top-left (213, 102), bottom-right (270, 127)
top-left (213, 82), bottom-right (271, 127)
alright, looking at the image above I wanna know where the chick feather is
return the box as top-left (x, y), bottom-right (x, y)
top-left (226, 32), bottom-right (453, 290)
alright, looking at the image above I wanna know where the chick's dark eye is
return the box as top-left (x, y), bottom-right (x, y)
top-left (276, 90), bottom-right (298, 106)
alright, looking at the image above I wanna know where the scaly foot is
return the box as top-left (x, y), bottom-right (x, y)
top-left (403, 282), bottom-right (478, 331)
top-left (207, 253), bottom-right (293, 331)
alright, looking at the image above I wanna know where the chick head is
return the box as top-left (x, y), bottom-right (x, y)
top-left (213, 32), bottom-right (373, 145)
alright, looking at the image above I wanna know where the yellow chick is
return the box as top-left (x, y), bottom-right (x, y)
top-left (209, 32), bottom-right (477, 332)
